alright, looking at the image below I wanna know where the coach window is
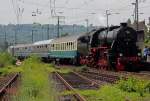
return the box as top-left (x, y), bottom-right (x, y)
top-left (64, 43), bottom-right (65, 50)
top-left (64, 43), bottom-right (66, 50)
top-left (54, 44), bottom-right (55, 50)
top-left (53, 44), bottom-right (54, 50)
top-left (62, 43), bottom-right (63, 50)
top-left (60, 43), bottom-right (62, 50)
top-left (73, 42), bottom-right (75, 50)
top-left (51, 44), bottom-right (53, 50)
top-left (58, 44), bottom-right (59, 50)
top-left (63, 43), bottom-right (65, 50)
top-left (59, 44), bottom-right (61, 50)
top-left (55, 44), bottom-right (57, 50)
top-left (70, 42), bottom-right (72, 50)
top-left (57, 44), bottom-right (59, 50)
top-left (56, 44), bottom-right (58, 50)
top-left (58, 44), bottom-right (60, 50)
top-left (72, 42), bottom-right (74, 50)
top-left (61, 43), bottom-right (62, 50)
top-left (66, 43), bottom-right (68, 50)
top-left (55, 44), bottom-right (56, 50)
top-left (71, 43), bottom-right (73, 50)
top-left (52, 44), bottom-right (53, 50)
top-left (68, 42), bottom-right (70, 50)
top-left (68, 42), bottom-right (69, 50)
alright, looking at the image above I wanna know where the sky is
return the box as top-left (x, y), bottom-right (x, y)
top-left (0, 0), bottom-right (150, 26)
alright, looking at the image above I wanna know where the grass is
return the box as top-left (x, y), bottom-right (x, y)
top-left (45, 64), bottom-right (72, 74)
top-left (13, 56), bottom-right (57, 101)
top-left (79, 85), bottom-right (150, 101)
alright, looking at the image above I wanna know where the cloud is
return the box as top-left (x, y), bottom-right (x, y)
top-left (97, 14), bottom-right (106, 26)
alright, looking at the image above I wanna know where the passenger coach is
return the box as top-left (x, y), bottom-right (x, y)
top-left (49, 33), bottom-right (89, 64)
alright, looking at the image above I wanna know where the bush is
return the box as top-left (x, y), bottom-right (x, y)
top-left (0, 52), bottom-right (15, 67)
top-left (117, 77), bottom-right (150, 96)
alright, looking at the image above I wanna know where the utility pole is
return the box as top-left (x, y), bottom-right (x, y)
top-left (136, 0), bottom-right (139, 30)
top-left (32, 30), bottom-right (34, 43)
top-left (42, 26), bottom-right (44, 40)
top-left (52, 15), bottom-right (65, 38)
top-left (133, 3), bottom-right (137, 22)
top-left (47, 24), bottom-right (50, 39)
top-left (4, 26), bottom-right (7, 44)
top-left (57, 16), bottom-right (60, 38)
top-left (4, 26), bottom-right (7, 50)
top-left (14, 27), bottom-right (17, 45)
top-left (73, 24), bottom-right (75, 34)
top-left (132, 0), bottom-right (139, 30)
top-left (106, 10), bottom-right (109, 28)
top-left (85, 19), bottom-right (89, 33)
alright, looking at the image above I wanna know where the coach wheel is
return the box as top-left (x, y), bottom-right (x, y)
top-left (104, 66), bottom-right (108, 70)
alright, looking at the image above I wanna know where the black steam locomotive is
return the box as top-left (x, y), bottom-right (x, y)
top-left (80, 23), bottom-right (144, 71)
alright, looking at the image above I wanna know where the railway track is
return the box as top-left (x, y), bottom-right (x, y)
top-left (0, 73), bottom-right (19, 101)
top-left (79, 71), bottom-right (119, 84)
top-left (53, 72), bottom-right (100, 101)
top-left (86, 68), bottom-right (150, 81)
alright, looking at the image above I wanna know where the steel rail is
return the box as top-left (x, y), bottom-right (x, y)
top-left (55, 72), bottom-right (87, 101)
top-left (0, 73), bottom-right (19, 94)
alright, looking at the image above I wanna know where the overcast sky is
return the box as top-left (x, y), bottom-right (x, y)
top-left (0, 0), bottom-right (150, 26)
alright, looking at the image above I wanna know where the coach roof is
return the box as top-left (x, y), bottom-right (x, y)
top-left (50, 33), bottom-right (87, 44)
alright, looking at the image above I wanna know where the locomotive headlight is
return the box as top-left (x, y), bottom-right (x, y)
top-left (119, 53), bottom-right (123, 57)
top-left (138, 53), bottom-right (141, 56)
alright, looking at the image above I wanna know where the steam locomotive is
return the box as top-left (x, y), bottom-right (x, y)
top-left (79, 23), bottom-right (145, 71)
top-left (8, 23), bottom-right (146, 71)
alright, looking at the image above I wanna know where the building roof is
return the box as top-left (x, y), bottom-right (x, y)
top-left (129, 20), bottom-right (147, 30)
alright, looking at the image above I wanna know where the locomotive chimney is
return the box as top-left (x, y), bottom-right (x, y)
top-left (120, 23), bottom-right (127, 27)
